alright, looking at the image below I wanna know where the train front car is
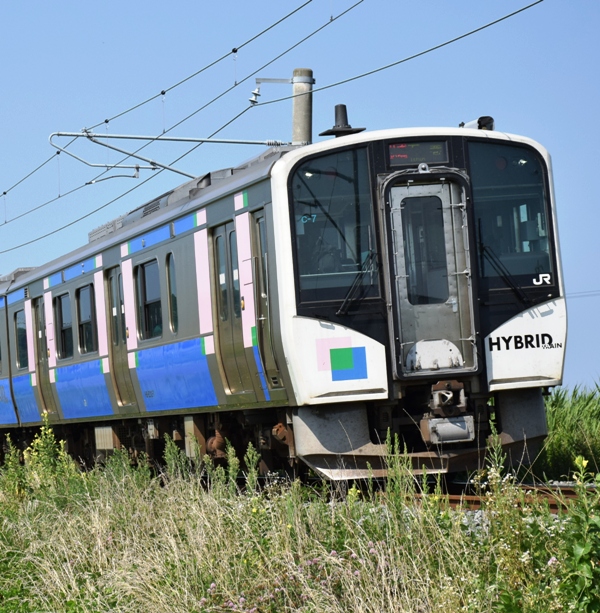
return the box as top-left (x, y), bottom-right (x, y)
top-left (270, 126), bottom-right (565, 479)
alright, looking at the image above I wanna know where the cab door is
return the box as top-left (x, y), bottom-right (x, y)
top-left (386, 176), bottom-right (477, 377)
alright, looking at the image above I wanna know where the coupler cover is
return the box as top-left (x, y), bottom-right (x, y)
top-left (420, 415), bottom-right (475, 445)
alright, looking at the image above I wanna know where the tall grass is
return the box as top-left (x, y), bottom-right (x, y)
top-left (535, 386), bottom-right (600, 479)
top-left (0, 421), bottom-right (599, 612)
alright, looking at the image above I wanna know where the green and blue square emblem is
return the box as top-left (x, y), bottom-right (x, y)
top-left (317, 338), bottom-right (368, 381)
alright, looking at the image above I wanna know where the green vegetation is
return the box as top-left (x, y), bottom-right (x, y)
top-left (535, 386), bottom-right (600, 479)
top-left (0, 390), bottom-right (599, 612)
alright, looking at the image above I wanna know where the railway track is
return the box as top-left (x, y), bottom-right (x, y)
top-left (428, 484), bottom-right (582, 513)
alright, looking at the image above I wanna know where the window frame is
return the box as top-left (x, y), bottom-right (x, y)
top-left (229, 230), bottom-right (241, 319)
top-left (76, 284), bottom-right (98, 354)
top-left (215, 234), bottom-right (228, 321)
top-left (135, 259), bottom-right (163, 340)
top-left (466, 139), bottom-right (557, 292)
top-left (15, 309), bottom-right (28, 370)
top-left (166, 252), bottom-right (178, 333)
top-left (55, 293), bottom-right (74, 360)
top-left (400, 193), bottom-right (450, 306)
top-left (288, 144), bottom-right (380, 306)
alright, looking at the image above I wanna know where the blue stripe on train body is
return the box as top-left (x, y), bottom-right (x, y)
top-left (136, 338), bottom-right (218, 411)
top-left (253, 346), bottom-right (270, 401)
top-left (55, 360), bottom-right (114, 419)
top-left (12, 374), bottom-right (40, 423)
top-left (0, 379), bottom-right (18, 424)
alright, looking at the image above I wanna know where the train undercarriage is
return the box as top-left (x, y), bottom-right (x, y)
top-left (0, 379), bottom-right (548, 481)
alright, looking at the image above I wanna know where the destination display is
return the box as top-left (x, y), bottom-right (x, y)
top-left (388, 141), bottom-right (448, 167)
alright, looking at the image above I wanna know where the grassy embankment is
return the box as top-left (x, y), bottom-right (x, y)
top-left (0, 387), bottom-right (599, 612)
top-left (534, 386), bottom-right (600, 478)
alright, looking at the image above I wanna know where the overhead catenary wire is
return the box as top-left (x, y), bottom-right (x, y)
top-left (2, 0), bottom-right (538, 203)
top-left (0, 106), bottom-right (254, 256)
top-left (87, 0), bottom-right (314, 130)
top-left (3, 183), bottom-right (89, 226)
top-left (111, 0), bottom-right (364, 152)
top-left (168, 107), bottom-right (253, 167)
top-left (257, 0), bottom-right (545, 107)
top-left (0, 0), bottom-right (539, 254)
top-left (0, 0), bottom-right (314, 199)
top-left (1, 152), bottom-right (58, 197)
top-left (1, 0), bottom-right (365, 235)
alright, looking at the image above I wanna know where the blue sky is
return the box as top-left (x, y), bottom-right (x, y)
top-left (0, 0), bottom-right (598, 389)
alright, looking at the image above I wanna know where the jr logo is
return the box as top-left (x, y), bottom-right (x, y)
top-left (532, 273), bottom-right (552, 286)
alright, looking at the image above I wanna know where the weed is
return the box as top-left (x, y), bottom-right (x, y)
top-left (555, 456), bottom-right (600, 611)
top-left (1, 408), bottom-right (600, 612)
top-left (537, 386), bottom-right (600, 479)
top-left (163, 433), bottom-right (191, 480)
top-left (243, 442), bottom-right (261, 494)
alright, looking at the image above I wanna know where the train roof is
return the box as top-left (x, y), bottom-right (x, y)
top-left (1, 125), bottom-right (549, 295)
top-left (270, 126), bottom-right (550, 175)
top-left (88, 144), bottom-right (298, 242)
top-left (2, 145), bottom-right (297, 293)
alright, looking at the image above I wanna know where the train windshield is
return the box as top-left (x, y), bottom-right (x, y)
top-left (469, 141), bottom-right (554, 290)
top-left (290, 147), bottom-right (378, 303)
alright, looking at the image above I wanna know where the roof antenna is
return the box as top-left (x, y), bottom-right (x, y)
top-left (459, 115), bottom-right (495, 130)
top-left (319, 104), bottom-right (365, 137)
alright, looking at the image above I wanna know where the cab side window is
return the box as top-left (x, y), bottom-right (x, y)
top-left (290, 147), bottom-right (379, 303)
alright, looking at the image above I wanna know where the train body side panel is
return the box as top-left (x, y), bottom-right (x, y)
top-left (194, 226), bottom-right (213, 336)
top-left (285, 316), bottom-right (388, 405)
top-left (485, 297), bottom-right (567, 391)
top-left (7, 293), bottom-right (43, 424)
top-left (42, 258), bottom-right (117, 421)
top-left (119, 220), bottom-right (224, 413)
top-left (53, 360), bottom-right (114, 418)
top-left (133, 338), bottom-right (218, 411)
top-left (0, 380), bottom-right (18, 425)
top-left (12, 373), bottom-right (39, 423)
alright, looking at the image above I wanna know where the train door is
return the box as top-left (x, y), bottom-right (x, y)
top-left (33, 298), bottom-right (57, 414)
top-left (386, 178), bottom-right (477, 377)
top-left (106, 267), bottom-right (137, 408)
top-left (9, 299), bottom-right (41, 423)
top-left (214, 222), bottom-right (256, 395)
top-left (255, 213), bottom-right (282, 387)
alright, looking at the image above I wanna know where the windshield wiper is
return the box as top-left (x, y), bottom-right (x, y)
top-left (478, 247), bottom-right (531, 308)
top-left (336, 251), bottom-right (378, 316)
top-left (477, 219), bottom-right (532, 307)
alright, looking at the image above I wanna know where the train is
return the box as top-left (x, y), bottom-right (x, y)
top-left (0, 103), bottom-right (566, 479)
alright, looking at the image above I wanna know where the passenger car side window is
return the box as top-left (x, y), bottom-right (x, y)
top-left (166, 253), bottom-right (178, 333)
top-left (136, 260), bottom-right (162, 339)
top-left (77, 285), bottom-right (98, 353)
top-left (15, 310), bottom-right (28, 369)
top-left (55, 294), bottom-right (74, 359)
